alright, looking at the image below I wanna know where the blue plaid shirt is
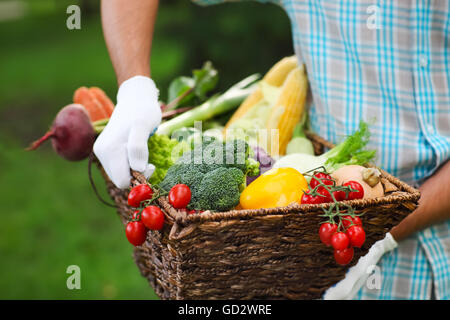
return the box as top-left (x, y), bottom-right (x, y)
top-left (193, 0), bottom-right (450, 299)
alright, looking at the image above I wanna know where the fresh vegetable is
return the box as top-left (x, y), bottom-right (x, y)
top-left (265, 65), bottom-right (308, 156)
top-left (168, 165), bottom-right (244, 212)
top-left (125, 221), bottom-right (147, 246)
top-left (147, 134), bottom-right (190, 185)
top-left (224, 81), bottom-right (279, 147)
top-left (301, 172), bottom-right (341, 204)
top-left (26, 104), bottom-right (96, 161)
top-left (351, 216), bottom-right (362, 227)
top-left (159, 139), bottom-right (259, 211)
top-left (301, 168), bottom-right (371, 204)
top-left (224, 56), bottom-right (298, 130)
top-left (171, 126), bottom-right (224, 150)
top-left (224, 56), bottom-right (308, 157)
top-left (89, 87), bottom-right (115, 116)
top-left (239, 167), bottom-right (308, 209)
top-left (246, 146), bottom-right (275, 185)
top-left (332, 189), bottom-right (347, 201)
top-left (273, 121), bottom-right (376, 176)
top-left (310, 172), bottom-right (334, 189)
top-left (316, 187), bottom-right (333, 203)
top-left (331, 165), bottom-right (384, 199)
top-left (346, 225), bottom-right (366, 248)
top-left (73, 86), bottom-right (114, 122)
top-left (168, 184), bottom-right (192, 209)
top-left (334, 247), bottom-right (354, 266)
top-left (285, 115), bottom-right (315, 155)
top-left (194, 167), bottom-right (244, 211)
top-left (301, 187), bottom-right (334, 204)
top-left (127, 184), bottom-right (154, 208)
top-left (342, 215), bottom-right (362, 229)
top-left (140, 205), bottom-right (165, 231)
top-left (319, 223), bottom-right (338, 246)
top-left (131, 210), bottom-right (140, 221)
top-left (27, 86), bottom-right (114, 161)
top-left (330, 232), bottom-right (350, 251)
top-left (342, 181), bottom-right (365, 200)
top-left (172, 127), bottom-right (201, 145)
top-left (301, 167), bottom-right (368, 265)
top-left (165, 61), bottom-right (219, 111)
top-left (361, 167), bottom-right (382, 187)
top-left (156, 74), bottom-right (260, 136)
top-left (301, 190), bottom-right (325, 205)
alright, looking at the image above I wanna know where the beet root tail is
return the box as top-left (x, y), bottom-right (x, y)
top-left (26, 131), bottom-right (55, 151)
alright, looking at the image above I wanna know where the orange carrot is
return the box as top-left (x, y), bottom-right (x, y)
top-left (89, 87), bottom-right (115, 117)
top-left (73, 87), bottom-right (108, 122)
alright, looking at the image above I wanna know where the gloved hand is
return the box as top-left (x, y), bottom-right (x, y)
top-left (93, 76), bottom-right (162, 189)
top-left (323, 233), bottom-right (398, 300)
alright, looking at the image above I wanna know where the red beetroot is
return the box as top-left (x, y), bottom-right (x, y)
top-left (26, 104), bottom-right (95, 161)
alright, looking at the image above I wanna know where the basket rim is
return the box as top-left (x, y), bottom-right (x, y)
top-left (124, 131), bottom-right (420, 227)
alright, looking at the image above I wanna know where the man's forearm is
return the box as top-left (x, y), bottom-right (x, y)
top-left (391, 160), bottom-right (450, 241)
top-left (101, 0), bottom-right (159, 85)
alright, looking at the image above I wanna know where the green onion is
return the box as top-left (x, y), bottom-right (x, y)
top-left (156, 74), bottom-right (260, 136)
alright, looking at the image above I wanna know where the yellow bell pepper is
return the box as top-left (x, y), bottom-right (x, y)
top-left (240, 167), bottom-right (308, 209)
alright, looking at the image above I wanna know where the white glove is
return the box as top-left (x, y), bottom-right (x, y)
top-left (323, 233), bottom-right (398, 300)
top-left (93, 76), bottom-right (162, 189)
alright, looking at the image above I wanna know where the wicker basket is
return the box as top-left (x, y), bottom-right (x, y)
top-left (98, 132), bottom-right (420, 300)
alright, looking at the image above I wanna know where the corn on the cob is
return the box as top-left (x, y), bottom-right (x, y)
top-left (263, 55), bottom-right (299, 86)
top-left (223, 56), bottom-right (309, 157)
top-left (266, 65), bottom-right (308, 157)
top-left (224, 56), bottom-right (298, 130)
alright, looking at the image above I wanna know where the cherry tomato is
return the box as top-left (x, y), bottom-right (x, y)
top-left (188, 209), bottom-right (197, 214)
top-left (125, 221), bottom-right (147, 246)
top-left (316, 187), bottom-right (333, 203)
top-left (319, 222), bottom-right (338, 246)
top-left (334, 247), bottom-right (354, 265)
top-left (342, 181), bottom-right (364, 200)
top-left (352, 216), bottom-right (363, 226)
top-left (333, 190), bottom-right (347, 201)
top-left (342, 215), bottom-right (353, 228)
top-left (342, 215), bottom-right (363, 229)
top-left (330, 232), bottom-right (350, 250)
top-left (128, 184), bottom-right (153, 208)
top-left (131, 210), bottom-right (140, 220)
top-left (140, 205), bottom-right (165, 230)
top-left (169, 184), bottom-right (192, 209)
top-left (310, 172), bottom-right (334, 189)
top-left (346, 225), bottom-right (366, 248)
top-left (301, 191), bottom-right (324, 204)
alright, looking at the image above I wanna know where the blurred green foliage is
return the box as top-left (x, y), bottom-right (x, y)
top-left (0, 0), bottom-right (292, 299)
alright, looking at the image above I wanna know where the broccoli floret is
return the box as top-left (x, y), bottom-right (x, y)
top-left (180, 167), bottom-right (205, 200)
top-left (226, 167), bottom-right (245, 185)
top-left (246, 158), bottom-right (260, 177)
top-left (178, 140), bottom-right (224, 173)
top-left (227, 167), bottom-right (246, 192)
top-left (159, 138), bottom-right (260, 211)
top-left (147, 134), bottom-right (190, 185)
top-left (189, 167), bottom-right (243, 211)
top-left (222, 140), bottom-right (260, 177)
top-left (158, 164), bottom-right (183, 191)
top-left (159, 164), bottom-right (204, 193)
top-left (222, 139), bottom-right (249, 172)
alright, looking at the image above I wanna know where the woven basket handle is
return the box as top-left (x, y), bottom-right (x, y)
top-left (88, 153), bottom-right (118, 208)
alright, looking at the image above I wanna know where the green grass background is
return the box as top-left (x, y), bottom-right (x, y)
top-left (0, 0), bottom-right (292, 299)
